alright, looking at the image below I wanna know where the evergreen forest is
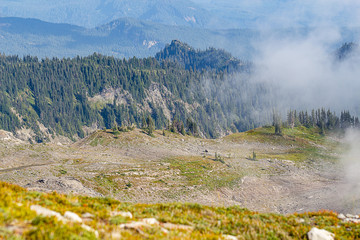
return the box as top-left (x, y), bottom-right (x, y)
top-left (0, 41), bottom-right (269, 141)
top-left (0, 40), bottom-right (358, 142)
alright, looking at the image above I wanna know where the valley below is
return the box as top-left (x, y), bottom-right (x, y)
top-left (0, 126), bottom-right (356, 215)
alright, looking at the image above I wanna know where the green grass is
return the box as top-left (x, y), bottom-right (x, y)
top-left (226, 126), bottom-right (324, 146)
top-left (166, 156), bottom-right (243, 189)
top-left (0, 181), bottom-right (359, 239)
top-left (225, 126), bottom-right (341, 163)
top-left (92, 174), bottom-right (118, 195)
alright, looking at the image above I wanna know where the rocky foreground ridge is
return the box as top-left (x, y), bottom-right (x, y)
top-left (0, 181), bottom-right (359, 239)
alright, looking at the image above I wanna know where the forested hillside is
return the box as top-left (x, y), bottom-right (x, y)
top-left (336, 42), bottom-right (359, 60)
top-left (0, 42), bottom-right (269, 142)
top-left (155, 40), bottom-right (246, 72)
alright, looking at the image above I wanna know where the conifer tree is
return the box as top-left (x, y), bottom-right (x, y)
top-left (146, 115), bottom-right (155, 136)
top-left (273, 110), bottom-right (282, 135)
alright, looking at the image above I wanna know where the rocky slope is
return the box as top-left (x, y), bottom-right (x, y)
top-left (0, 126), bottom-right (358, 215)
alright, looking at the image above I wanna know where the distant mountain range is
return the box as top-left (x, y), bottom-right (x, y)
top-left (2, 0), bottom-right (359, 30)
top-left (0, 0), bottom-right (213, 29)
top-left (0, 17), bottom-right (256, 59)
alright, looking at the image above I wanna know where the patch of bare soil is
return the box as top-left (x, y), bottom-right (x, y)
top-left (24, 177), bottom-right (102, 197)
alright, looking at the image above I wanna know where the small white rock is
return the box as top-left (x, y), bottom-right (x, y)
top-left (110, 211), bottom-right (133, 219)
top-left (222, 235), bottom-right (238, 240)
top-left (120, 221), bottom-right (150, 229)
top-left (337, 213), bottom-right (346, 220)
top-left (346, 214), bottom-right (357, 219)
top-left (307, 227), bottom-right (334, 240)
top-left (64, 211), bottom-right (83, 223)
top-left (349, 219), bottom-right (360, 224)
top-left (142, 218), bottom-right (159, 225)
top-left (82, 212), bottom-right (95, 219)
top-left (160, 227), bottom-right (170, 234)
top-left (297, 218), bottom-right (305, 223)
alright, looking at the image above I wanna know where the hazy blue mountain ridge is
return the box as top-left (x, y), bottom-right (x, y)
top-left (0, 17), bottom-right (255, 59)
top-left (0, 0), bottom-right (213, 28)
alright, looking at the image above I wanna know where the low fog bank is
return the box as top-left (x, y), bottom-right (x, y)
top-left (337, 129), bottom-right (360, 213)
top-left (248, 31), bottom-right (360, 212)
top-left (241, 0), bottom-right (360, 115)
top-left (251, 28), bottom-right (360, 115)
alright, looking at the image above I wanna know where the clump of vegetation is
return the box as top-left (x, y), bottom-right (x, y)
top-left (249, 151), bottom-right (257, 161)
top-left (214, 152), bottom-right (225, 164)
top-left (273, 110), bottom-right (282, 136)
top-left (141, 115), bottom-right (155, 137)
top-left (111, 124), bottom-right (135, 135)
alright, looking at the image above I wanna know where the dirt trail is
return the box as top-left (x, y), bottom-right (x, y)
top-left (0, 163), bottom-right (53, 173)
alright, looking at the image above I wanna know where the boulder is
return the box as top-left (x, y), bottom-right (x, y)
top-left (64, 211), bottom-right (83, 223)
top-left (307, 227), bottom-right (334, 240)
top-left (30, 205), bottom-right (66, 223)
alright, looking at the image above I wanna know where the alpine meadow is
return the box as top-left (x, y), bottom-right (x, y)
top-left (0, 1), bottom-right (360, 239)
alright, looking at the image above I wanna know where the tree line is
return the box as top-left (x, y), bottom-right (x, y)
top-left (273, 108), bottom-right (360, 135)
